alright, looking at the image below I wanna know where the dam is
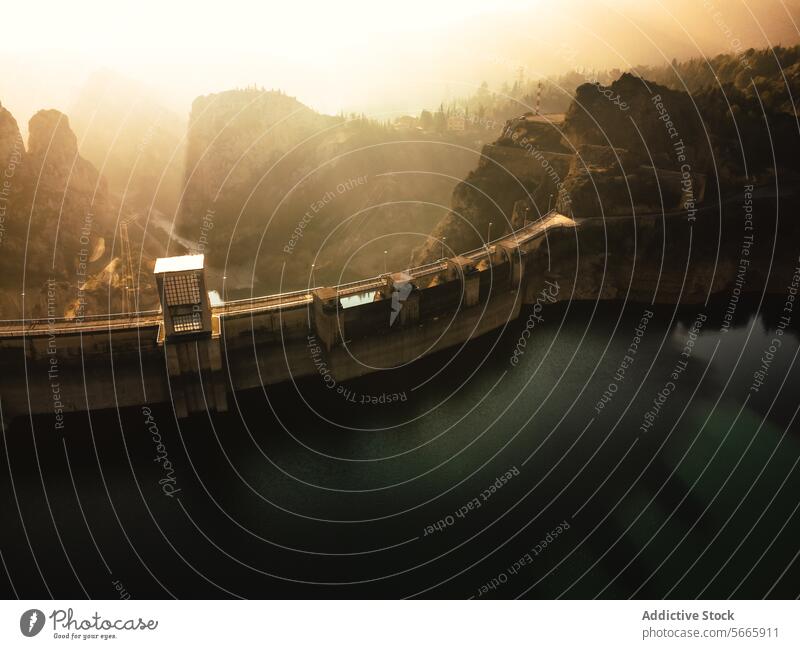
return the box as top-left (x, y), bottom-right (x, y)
top-left (0, 212), bottom-right (577, 422)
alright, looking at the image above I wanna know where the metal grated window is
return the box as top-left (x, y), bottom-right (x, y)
top-left (164, 272), bottom-right (201, 306)
top-left (171, 312), bottom-right (203, 333)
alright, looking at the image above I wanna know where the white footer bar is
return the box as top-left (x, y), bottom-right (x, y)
top-left (1, 600), bottom-right (797, 648)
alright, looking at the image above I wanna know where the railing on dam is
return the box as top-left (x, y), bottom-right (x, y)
top-left (0, 210), bottom-right (574, 338)
top-left (0, 308), bottom-right (164, 337)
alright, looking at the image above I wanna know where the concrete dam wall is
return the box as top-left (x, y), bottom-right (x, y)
top-left (1, 196), bottom-right (794, 426)
top-left (0, 214), bottom-right (575, 423)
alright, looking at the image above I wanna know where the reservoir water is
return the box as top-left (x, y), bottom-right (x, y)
top-left (2, 297), bottom-right (799, 598)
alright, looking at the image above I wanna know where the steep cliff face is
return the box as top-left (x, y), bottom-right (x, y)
top-left (0, 103), bottom-right (25, 315)
top-left (412, 115), bottom-right (572, 264)
top-left (0, 102), bottom-right (24, 172)
top-left (0, 107), bottom-right (117, 317)
top-left (178, 89), bottom-right (479, 292)
top-left (563, 74), bottom-right (710, 170)
top-left (416, 71), bottom-right (797, 303)
top-left (416, 74), bottom-right (733, 265)
top-left (180, 89), bottom-right (332, 225)
top-left (24, 110), bottom-right (108, 200)
top-left (559, 144), bottom-right (700, 218)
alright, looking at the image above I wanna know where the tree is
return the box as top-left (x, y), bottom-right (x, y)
top-left (434, 103), bottom-right (447, 133)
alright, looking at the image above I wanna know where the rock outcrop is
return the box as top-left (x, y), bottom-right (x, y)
top-left (180, 89), bottom-right (332, 225)
top-left (563, 74), bottom-right (709, 170)
top-left (177, 89), bottom-right (479, 293)
top-left (0, 102), bottom-right (24, 172)
top-left (558, 144), bottom-right (706, 218)
top-left (415, 69), bottom-right (798, 305)
top-left (415, 73), bottom-right (732, 264)
top-left (0, 106), bottom-right (116, 317)
top-left (412, 114), bottom-right (573, 264)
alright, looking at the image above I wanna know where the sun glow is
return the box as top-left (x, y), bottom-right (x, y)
top-left (0, 0), bottom-right (795, 123)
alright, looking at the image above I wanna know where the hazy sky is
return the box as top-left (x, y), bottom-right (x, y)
top-left (1, 0), bottom-right (798, 128)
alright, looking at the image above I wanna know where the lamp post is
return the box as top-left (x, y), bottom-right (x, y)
top-left (548, 193), bottom-right (553, 211)
top-left (383, 250), bottom-right (388, 274)
top-left (441, 237), bottom-right (446, 260)
top-left (487, 221), bottom-right (493, 246)
top-left (310, 264), bottom-right (315, 288)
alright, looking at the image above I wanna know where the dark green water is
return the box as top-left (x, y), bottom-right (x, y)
top-left (2, 298), bottom-right (799, 598)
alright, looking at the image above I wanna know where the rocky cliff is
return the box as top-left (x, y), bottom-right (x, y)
top-left (0, 103), bottom-right (23, 173)
top-left (563, 74), bottom-right (710, 170)
top-left (0, 103), bottom-right (165, 318)
top-left (415, 69), bottom-right (800, 304)
top-left (177, 89), bottom-right (480, 294)
top-left (0, 108), bottom-right (109, 315)
top-left (411, 114), bottom-right (574, 264)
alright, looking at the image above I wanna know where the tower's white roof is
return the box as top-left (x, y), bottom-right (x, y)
top-left (154, 254), bottom-right (204, 274)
